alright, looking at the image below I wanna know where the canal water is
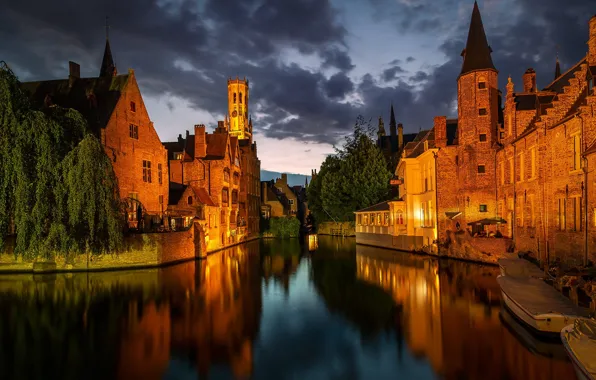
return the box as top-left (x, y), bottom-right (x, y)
top-left (0, 236), bottom-right (576, 380)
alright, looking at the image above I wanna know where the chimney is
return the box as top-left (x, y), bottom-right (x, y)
top-left (281, 173), bottom-right (288, 184)
top-left (177, 134), bottom-right (183, 145)
top-left (522, 68), bottom-right (536, 93)
top-left (589, 15), bottom-right (596, 66)
top-left (262, 182), bottom-right (267, 202)
top-left (68, 61), bottom-right (80, 87)
top-left (434, 117), bottom-right (447, 148)
top-left (397, 123), bottom-right (404, 149)
top-left (195, 124), bottom-right (206, 159)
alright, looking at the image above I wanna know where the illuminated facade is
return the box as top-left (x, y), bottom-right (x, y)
top-left (165, 77), bottom-right (262, 249)
top-left (359, 4), bottom-right (596, 266)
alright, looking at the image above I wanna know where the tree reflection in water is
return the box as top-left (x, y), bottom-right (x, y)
top-left (0, 236), bottom-right (578, 380)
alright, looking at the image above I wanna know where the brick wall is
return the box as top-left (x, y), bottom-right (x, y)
top-left (104, 70), bottom-right (169, 214)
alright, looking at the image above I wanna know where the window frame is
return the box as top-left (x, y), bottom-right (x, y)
top-left (479, 108), bottom-right (488, 116)
top-left (479, 134), bottom-right (487, 142)
top-left (477, 165), bottom-right (486, 174)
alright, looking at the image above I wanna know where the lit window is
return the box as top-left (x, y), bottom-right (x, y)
top-left (479, 134), bottom-right (487, 142)
top-left (478, 81), bottom-right (486, 89)
top-left (478, 165), bottom-right (486, 174)
top-left (130, 101), bottom-right (136, 112)
top-left (479, 108), bottom-right (487, 116)
top-left (233, 93), bottom-right (237, 103)
top-left (479, 204), bottom-right (487, 213)
top-left (396, 212), bottom-right (404, 225)
top-left (500, 132), bottom-right (505, 139)
top-left (143, 160), bottom-right (152, 183)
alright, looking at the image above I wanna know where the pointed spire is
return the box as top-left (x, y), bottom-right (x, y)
top-left (377, 117), bottom-right (386, 138)
top-left (390, 103), bottom-right (396, 129)
top-left (460, 1), bottom-right (496, 76)
top-left (99, 17), bottom-right (116, 77)
top-left (554, 54), bottom-right (561, 80)
top-left (305, 176), bottom-right (308, 187)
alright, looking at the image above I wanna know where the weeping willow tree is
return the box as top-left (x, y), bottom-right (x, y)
top-left (0, 63), bottom-right (123, 258)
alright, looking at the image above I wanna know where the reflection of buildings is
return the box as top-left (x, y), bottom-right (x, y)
top-left (355, 245), bottom-right (575, 380)
top-left (261, 249), bottom-right (301, 296)
top-left (170, 242), bottom-right (262, 379)
top-left (115, 241), bottom-right (262, 379)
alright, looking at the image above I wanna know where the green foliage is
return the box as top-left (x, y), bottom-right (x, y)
top-left (308, 116), bottom-right (392, 222)
top-left (268, 217), bottom-right (300, 238)
top-left (0, 65), bottom-right (123, 258)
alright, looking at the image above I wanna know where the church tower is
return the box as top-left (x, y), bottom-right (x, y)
top-left (457, 1), bottom-right (499, 222)
top-left (228, 77), bottom-right (251, 140)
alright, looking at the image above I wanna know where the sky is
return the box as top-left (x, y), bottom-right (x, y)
top-left (0, 0), bottom-right (593, 175)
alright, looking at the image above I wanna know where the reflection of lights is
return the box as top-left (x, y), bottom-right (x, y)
top-left (308, 234), bottom-right (319, 251)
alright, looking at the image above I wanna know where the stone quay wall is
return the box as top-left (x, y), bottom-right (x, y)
top-left (318, 222), bottom-right (355, 236)
top-left (0, 222), bottom-right (256, 273)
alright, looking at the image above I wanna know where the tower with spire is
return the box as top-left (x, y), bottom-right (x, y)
top-left (100, 17), bottom-right (117, 78)
top-left (456, 1), bottom-right (499, 223)
top-left (554, 54), bottom-right (561, 80)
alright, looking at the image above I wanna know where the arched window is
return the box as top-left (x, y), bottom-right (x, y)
top-left (187, 196), bottom-right (193, 205)
top-left (233, 93), bottom-right (237, 103)
top-left (396, 211), bottom-right (404, 225)
top-left (239, 92), bottom-right (243, 103)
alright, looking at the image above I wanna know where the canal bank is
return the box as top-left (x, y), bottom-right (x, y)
top-left (0, 224), bottom-right (260, 274)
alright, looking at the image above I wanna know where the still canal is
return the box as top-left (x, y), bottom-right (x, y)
top-left (0, 236), bottom-right (577, 380)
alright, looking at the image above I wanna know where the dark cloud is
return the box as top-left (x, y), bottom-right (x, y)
top-left (0, 0), bottom-right (593, 149)
top-left (381, 65), bottom-right (407, 82)
top-left (324, 72), bottom-right (354, 99)
top-left (320, 46), bottom-right (355, 72)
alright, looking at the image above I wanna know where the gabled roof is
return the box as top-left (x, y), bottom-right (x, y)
top-left (20, 74), bottom-right (129, 136)
top-left (355, 201), bottom-right (390, 213)
top-left (205, 133), bottom-right (228, 160)
top-left (460, 1), bottom-right (496, 75)
top-left (190, 185), bottom-right (217, 207)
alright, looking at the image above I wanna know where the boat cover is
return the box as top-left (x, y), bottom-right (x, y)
top-left (564, 319), bottom-right (596, 377)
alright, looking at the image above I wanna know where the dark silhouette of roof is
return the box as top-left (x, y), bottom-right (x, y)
top-left (20, 74), bottom-right (129, 137)
top-left (544, 57), bottom-right (586, 93)
top-left (99, 39), bottom-right (116, 77)
top-left (168, 183), bottom-right (187, 205)
top-left (460, 1), bottom-right (496, 76)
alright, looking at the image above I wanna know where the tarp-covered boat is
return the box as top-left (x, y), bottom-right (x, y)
top-left (561, 320), bottom-right (596, 380)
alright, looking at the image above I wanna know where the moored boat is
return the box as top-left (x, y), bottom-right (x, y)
top-left (498, 258), bottom-right (546, 279)
top-left (561, 320), bottom-right (596, 380)
top-left (497, 275), bottom-right (591, 337)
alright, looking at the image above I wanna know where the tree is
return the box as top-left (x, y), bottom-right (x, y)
top-left (306, 154), bottom-right (341, 225)
top-left (315, 116), bottom-right (392, 222)
top-left (0, 63), bottom-right (123, 258)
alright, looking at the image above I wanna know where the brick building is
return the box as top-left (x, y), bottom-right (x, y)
top-left (164, 78), bottom-right (261, 250)
top-left (20, 35), bottom-right (169, 223)
top-left (357, 2), bottom-right (596, 267)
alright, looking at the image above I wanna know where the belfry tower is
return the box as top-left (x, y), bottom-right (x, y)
top-left (227, 77), bottom-right (251, 140)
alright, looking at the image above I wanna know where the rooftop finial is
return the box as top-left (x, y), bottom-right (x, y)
top-left (554, 45), bottom-right (561, 80)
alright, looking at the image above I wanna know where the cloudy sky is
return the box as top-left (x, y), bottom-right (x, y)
top-left (0, 0), bottom-right (593, 175)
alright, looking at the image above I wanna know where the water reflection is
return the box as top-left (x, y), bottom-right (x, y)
top-left (0, 237), bottom-right (577, 380)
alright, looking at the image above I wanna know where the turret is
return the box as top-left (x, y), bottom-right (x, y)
top-left (522, 68), bottom-right (536, 93)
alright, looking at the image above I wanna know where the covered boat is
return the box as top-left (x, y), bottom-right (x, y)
top-left (561, 320), bottom-right (596, 380)
top-left (497, 275), bottom-right (591, 336)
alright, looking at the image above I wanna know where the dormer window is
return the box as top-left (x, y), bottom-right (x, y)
top-left (174, 152), bottom-right (183, 160)
top-left (130, 101), bottom-right (136, 112)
